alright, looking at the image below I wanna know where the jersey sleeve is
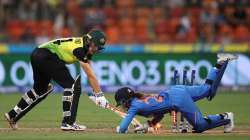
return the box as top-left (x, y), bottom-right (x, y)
top-left (73, 47), bottom-right (92, 63)
top-left (118, 107), bottom-right (138, 133)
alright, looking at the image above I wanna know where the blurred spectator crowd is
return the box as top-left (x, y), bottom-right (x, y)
top-left (0, 0), bottom-right (249, 45)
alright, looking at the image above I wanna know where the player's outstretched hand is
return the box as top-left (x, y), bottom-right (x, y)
top-left (88, 92), bottom-right (109, 108)
top-left (96, 92), bottom-right (109, 108)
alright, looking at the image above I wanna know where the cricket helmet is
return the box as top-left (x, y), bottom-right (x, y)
top-left (115, 87), bottom-right (135, 107)
top-left (86, 29), bottom-right (106, 51)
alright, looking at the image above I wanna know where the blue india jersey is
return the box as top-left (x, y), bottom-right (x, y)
top-left (119, 91), bottom-right (171, 133)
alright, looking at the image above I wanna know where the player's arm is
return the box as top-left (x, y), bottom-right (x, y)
top-left (80, 61), bottom-right (101, 93)
top-left (74, 48), bottom-right (108, 108)
top-left (79, 61), bottom-right (109, 108)
top-left (117, 107), bottom-right (137, 133)
top-left (73, 47), bottom-right (101, 93)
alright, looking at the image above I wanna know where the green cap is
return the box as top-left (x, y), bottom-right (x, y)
top-left (87, 30), bottom-right (106, 51)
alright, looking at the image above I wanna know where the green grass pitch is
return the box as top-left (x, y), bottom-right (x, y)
top-left (0, 92), bottom-right (250, 140)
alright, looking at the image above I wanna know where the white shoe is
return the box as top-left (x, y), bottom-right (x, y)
top-left (4, 113), bottom-right (18, 130)
top-left (217, 53), bottom-right (238, 64)
top-left (224, 112), bottom-right (234, 133)
top-left (61, 122), bottom-right (86, 131)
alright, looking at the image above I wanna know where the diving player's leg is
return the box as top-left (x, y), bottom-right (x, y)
top-left (207, 53), bottom-right (238, 101)
top-left (185, 111), bottom-right (234, 133)
top-left (183, 67), bottom-right (220, 101)
top-left (176, 93), bottom-right (234, 133)
top-left (180, 85), bottom-right (210, 102)
top-left (182, 53), bottom-right (238, 102)
top-left (170, 83), bottom-right (210, 102)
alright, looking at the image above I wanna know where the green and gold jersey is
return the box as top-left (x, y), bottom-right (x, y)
top-left (39, 37), bottom-right (85, 64)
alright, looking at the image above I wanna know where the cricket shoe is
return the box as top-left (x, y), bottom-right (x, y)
top-left (4, 113), bottom-right (18, 130)
top-left (217, 53), bottom-right (238, 64)
top-left (224, 112), bottom-right (234, 133)
top-left (61, 122), bottom-right (86, 131)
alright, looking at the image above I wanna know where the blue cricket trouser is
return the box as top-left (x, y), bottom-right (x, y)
top-left (167, 68), bottom-right (229, 132)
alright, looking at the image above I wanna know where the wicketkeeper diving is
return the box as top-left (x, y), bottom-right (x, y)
top-left (115, 54), bottom-right (238, 133)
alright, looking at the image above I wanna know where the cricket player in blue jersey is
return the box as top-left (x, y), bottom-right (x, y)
top-left (115, 54), bottom-right (238, 133)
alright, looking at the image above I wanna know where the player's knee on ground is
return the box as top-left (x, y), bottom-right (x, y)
top-left (192, 119), bottom-right (209, 133)
top-left (192, 116), bottom-right (230, 133)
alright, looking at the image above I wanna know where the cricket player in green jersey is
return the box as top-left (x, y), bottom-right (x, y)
top-left (4, 29), bottom-right (109, 131)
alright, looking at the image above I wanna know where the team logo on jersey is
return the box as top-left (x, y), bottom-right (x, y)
top-left (75, 39), bottom-right (81, 44)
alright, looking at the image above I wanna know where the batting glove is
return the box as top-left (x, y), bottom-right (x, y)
top-left (95, 92), bottom-right (109, 108)
top-left (88, 92), bottom-right (109, 108)
top-left (88, 93), bottom-right (96, 103)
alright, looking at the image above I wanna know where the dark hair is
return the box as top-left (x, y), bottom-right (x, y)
top-left (122, 92), bottom-right (146, 109)
top-left (131, 92), bottom-right (146, 99)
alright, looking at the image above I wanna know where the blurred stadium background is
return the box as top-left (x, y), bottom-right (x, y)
top-left (0, 0), bottom-right (249, 93)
